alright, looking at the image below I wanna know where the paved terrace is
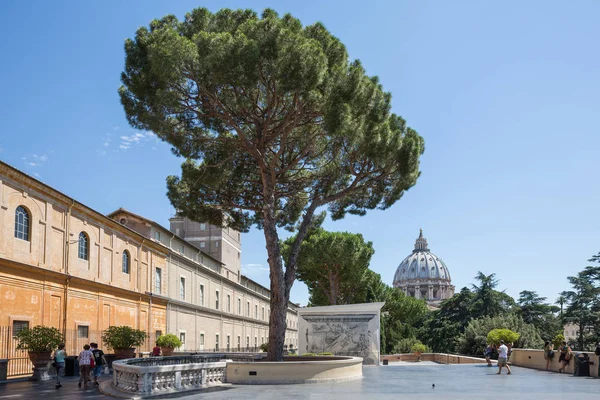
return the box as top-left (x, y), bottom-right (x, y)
top-left (0, 363), bottom-right (597, 399)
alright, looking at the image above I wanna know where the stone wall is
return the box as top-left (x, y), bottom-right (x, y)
top-left (226, 356), bottom-right (363, 384)
top-left (298, 303), bottom-right (384, 365)
top-left (510, 349), bottom-right (599, 377)
top-left (381, 353), bottom-right (489, 364)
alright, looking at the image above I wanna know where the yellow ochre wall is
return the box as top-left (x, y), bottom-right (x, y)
top-left (0, 162), bottom-right (167, 352)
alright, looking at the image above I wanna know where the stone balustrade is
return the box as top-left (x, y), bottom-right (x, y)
top-left (111, 355), bottom-right (229, 397)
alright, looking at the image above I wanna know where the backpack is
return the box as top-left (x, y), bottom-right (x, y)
top-left (595, 346), bottom-right (600, 356)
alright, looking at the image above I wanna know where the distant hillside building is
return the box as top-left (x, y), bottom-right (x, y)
top-left (393, 230), bottom-right (455, 307)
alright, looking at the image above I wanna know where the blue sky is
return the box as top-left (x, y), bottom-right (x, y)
top-left (1, 0), bottom-right (599, 306)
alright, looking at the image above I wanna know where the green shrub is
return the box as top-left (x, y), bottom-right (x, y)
top-left (101, 326), bottom-right (147, 350)
top-left (302, 353), bottom-right (316, 356)
top-left (487, 328), bottom-right (520, 346)
top-left (259, 343), bottom-right (268, 352)
top-left (156, 333), bottom-right (182, 349)
top-left (552, 333), bottom-right (565, 349)
top-left (458, 314), bottom-right (542, 355)
top-left (15, 326), bottom-right (64, 353)
top-left (318, 352), bottom-right (333, 356)
top-left (411, 342), bottom-right (428, 354)
top-left (392, 337), bottom-right (421, 354)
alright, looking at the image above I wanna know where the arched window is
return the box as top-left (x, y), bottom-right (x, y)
top-left (122, 250), bottom-right (130, 274)
top-left (78, 232), bottom-right (89, 260)
top-left (14, 206), bottom-right (30, 241)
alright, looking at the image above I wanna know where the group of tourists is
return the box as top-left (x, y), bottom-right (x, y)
top-left (484, 339), bottom-right (578, 375)
top-left (546, 340), bottom-right (600, 375)
top-left (543, 340), bottom-right (576, 373)
top-left (484, 341), bottom-right (513, 375)
top-left (51, 342), bottom-right (107, 390)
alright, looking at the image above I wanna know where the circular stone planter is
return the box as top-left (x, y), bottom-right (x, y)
top-left (226, 355), bottom-right (363, 384)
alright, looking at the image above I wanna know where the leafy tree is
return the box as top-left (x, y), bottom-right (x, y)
top-left (281, 229), bottom-right (374, 305)
top-left (419, 287), bottom-right (474, 353)
top-left (487, 328), bottom-right (520, 346)
top-left (562, 262), bottom-right (600, 350)
top-left (552, 333), bottom-right (565, 349)
top-left (471, 272), bottom-right (504, 317)
top-left (119, 7), bottom-right (424, 361)
top-left (411, 342), bottom-right (428, 353)
top-left (555, 292), bottom-right (567, 322)
top-left (457, 314), bottom-right (542, 356)
top-left (381, 287), bottom-right (429, 354)
top-left (517, 290), bottom-right (561, 341)
top-left (392, 337), bottom-right (421, 354)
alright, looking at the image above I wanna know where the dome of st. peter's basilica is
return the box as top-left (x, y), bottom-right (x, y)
top-left (393, 230), bottom-right (455, 306)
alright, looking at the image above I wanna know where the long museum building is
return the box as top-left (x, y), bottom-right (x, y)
top-left (0, 161), bottom-right (298, 376)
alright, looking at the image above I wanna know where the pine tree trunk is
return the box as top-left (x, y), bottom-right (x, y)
top-left (263, 203), bottom-right (288, 361)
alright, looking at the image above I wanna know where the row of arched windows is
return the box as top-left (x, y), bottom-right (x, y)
top-left (14, 206), bottom-right (130, 274)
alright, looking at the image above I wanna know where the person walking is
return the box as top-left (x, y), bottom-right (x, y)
top-left (53, 343), bottom-right (66, 389)
top-left (496, 340), bottom-right (512, 375)
top-left (543, 340), bottom-right (554, 371)
top-left (90, 342), bottom-right (107, 386)
top-left (557, 341), bottom-right (571, 373)
top-left (77, 344), bottom-right (94, 388)
top-left (484, 344), bottom-right (494, 367)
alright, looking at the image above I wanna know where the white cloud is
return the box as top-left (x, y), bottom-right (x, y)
top-left (98, 128), bottom-right (162, 156)
top-left (22, 154), bottom-right (48, 169)
top-left (242, 263), bottom-right (269, 272)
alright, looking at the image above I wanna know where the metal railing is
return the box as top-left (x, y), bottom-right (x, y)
top-left (0, 326), bottom-right (31, 377)
top-left (0, 327), bottom-right (162, 379)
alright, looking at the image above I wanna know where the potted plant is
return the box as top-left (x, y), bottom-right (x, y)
top-left (101, 326), bottom-right (147, 360)
top-left (411, 342), bottom-right (428, 362)
top-left (155, 333), bottom-right (182, 356)
top-left (15, 325), bottom-right (64, 381)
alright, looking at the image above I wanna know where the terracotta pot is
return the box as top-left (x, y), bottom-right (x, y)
top-left (27, 351), bottom-right (53, 381)
top-left (28, 351), bottom-right (53, 364)
top-left (161, 347), bottom-right (174, 356)
top-left (113, 348), bottom-right (136, 360)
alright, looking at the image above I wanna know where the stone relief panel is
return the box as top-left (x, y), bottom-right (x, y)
top-left (299, 314), bottom-right (380, 365)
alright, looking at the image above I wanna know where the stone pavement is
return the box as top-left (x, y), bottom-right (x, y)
top-left (0, 364), bottom-right (598, 399)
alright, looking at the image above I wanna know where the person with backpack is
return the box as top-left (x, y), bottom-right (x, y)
top-left (90, 342), bottom-right (107, 386)
top-left (543, 340), bottom-right (555, 371)
top-left (557, 341), bottom-right (572, 373)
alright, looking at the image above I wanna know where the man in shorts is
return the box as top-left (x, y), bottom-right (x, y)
top-left (496, 340), bottom-right (512, 375)
top-left (90, 342), bottom-right (107, 386)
